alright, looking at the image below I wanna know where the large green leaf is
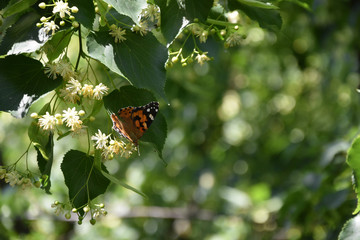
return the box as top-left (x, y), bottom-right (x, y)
top-left (87, 30), bottom-right (167, 99)
top-left (2, 0), bottom-right (37, 18)
top-left (184, 0), bottom-right (214, 22)
top-left (229, 0), bottom-right (282, 31)
top-left (72, 0), bottom-right (95, 29)
top-left (61, 150), bottom-right (110, 215)
top-left (0, 55), bottom-right (62, 118)
top-left (155, 0), bottom-right (188, 45)
top-left (0, 10), bottom-right (48, 55)
top-left (43, 29), bottom-right (74, 62)
top-left (338, 214), bottom-right (360, 240)
top-left (237, 0), bottom-right (279, 9)
top-left (346, 135), bottom-right (360, 214)
top-left (28, 103), bottom-right (53, 193)
top-left (103, 86), bottom-right (167, 158)
top-left (102, 0), bottom-right (147, 25)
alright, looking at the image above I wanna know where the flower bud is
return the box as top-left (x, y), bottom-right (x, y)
top-left (71, 6), bottom-right (79, 13)
top-left (30, 113), bottom-right (38, 118)
top-left (38, 2), bottom-right (46, 9)
top-left (72, 21), bottom-right (79, 28)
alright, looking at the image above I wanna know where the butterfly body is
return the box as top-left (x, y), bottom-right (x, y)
top-left (111, 101), bottom-right (159, 146)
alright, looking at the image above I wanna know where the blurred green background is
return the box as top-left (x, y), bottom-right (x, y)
top-left (1, 1), bottom-right (360, 239)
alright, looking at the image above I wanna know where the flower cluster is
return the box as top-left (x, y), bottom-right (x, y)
top-left (37, 0), bottom-right (79, 35)
top-left (44, 60), bottom-right (75, 80)
top-left (33, 107), bottom-right (85, 132)
top-left (51, 201), bottom-right (65, 216)
top-left (0, 167), bottom-right (39, 190)
top-left (168, 48), bottom-right (212, 67)
top-left (189, 23), bottom-right (209, 43)
top-left (59, 78), bottom-right (109, 103)
top-left (91, 130), bottom-right (135, 160)
top-left (68, 202), bottom-right (107, 225)
top-left (109, 25), bottom-right (127, 43)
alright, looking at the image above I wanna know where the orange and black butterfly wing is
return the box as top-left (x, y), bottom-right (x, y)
top-left (111, 102), bottom-right (159, 145)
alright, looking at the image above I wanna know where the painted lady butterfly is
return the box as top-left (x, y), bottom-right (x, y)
top-left (110, 101), bottom-right (159, 146)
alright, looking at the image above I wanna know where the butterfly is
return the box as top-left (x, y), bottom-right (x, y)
top-left (110, 101), bottom-right (159, 146)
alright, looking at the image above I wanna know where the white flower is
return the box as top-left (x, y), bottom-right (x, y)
top-left (66, 78), bottom-right (82, 94)
top-left (53, 0), bottom-right (71, 18)
top-left (199, 31), bottom-right (208, 43)
top-left (51, 201), bottom-right (64, 216)
top-left (109, 26), bottom-right (127, 43)
top-left (109, 139), bottom-right (125, 155)
top-left (91, 129), bottom-right (109, 149)
top-left (57, 61), bottom-right (75, 79)
top-left (43, 20), bottom-right (59, 35)
top-left (225, 33), bottom-right (243, 47)
top-left (59, 88), bottom-right (80, 103)
top-left (4, 171), bottom-right (21, 187)
top-left (19, 177), bottom-right (33, 190)
top-left (141, 4), bottom-right (160, 22)
top-left (195, 52), bottom-right (210, 65)
top-left (82, 84), bottom-right (94, 98)
top-left (62, 107), bottom-right (82, 131)
top-left (44, 63), bottom-right (59, 79)
top-left (93, 83), bottom-right (109, 100)
top-left (38, 112), bottom-right (57, 131)
top-left (131, 23), bottom-right (148, 36)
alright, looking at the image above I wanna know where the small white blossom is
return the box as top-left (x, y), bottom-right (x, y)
top-left (91, 129), bottom-right (110, 149)
top-left (93, 83), bottom-right (109, 100)
top-left (53, 0), bottom-right (71, 18)
top-left (59, 88), bottom-right (80, 103)
top-left (19, 177), bottom-right (33, 190)
top-left (66, 78), bottom-right (82, 94)
top-left (199, 31), bottom-right (208, 43)
top-left (195, 52), bottom-right (210, 65)
top-left (4, 171), bottom-right (21, 187)
top-left (57, 61), bottom-right (75, 79)
top-left (131, 24), bottom-right (148, 36)
top-left (225, 33), bottom-right (243, 47)
top-left (38, 112), bottom-right (57, 131)
top-left (82, 84), bottom-right (94, 98)
top-left (51, 201), bottom-right (64, 216)
top-left (141, 4), bottom-right (160, 22)
top-left (62, 107), bottom-right (82, 131)
top-left (109, 26), bottom-right (127, 43)
top-left (44, 63), bottom-right (59, 79)
top-left (43, 20), bottom-right (59, 35)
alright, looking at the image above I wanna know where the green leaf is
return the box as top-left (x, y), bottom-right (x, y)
top-left (102, 0), bottom-right (147, 25)
top-left (0, 10), bottom-right (48, 55)
top-left (87, 30), bottom-right (167, 99)
top-left (184, 0), bottom-right (214, 22)
top-left (229, 1), bottom-right (282, 31)
top-left (346, 135), bottom-right (360, 214)
top-left (103, 86), bottom-right (167, 159)
top-left (43, 29), bottom-right (73, 62)
top-left (237, 0), bottom-right (279, 9)
top-left (2, 0), bottom-right (37, 18)
top-left (71, 0), bottom-right (95, 29)
top-left (281, 0), bottom-right (312, 11)
top-left (0, 55), bottom-right (62, 118)
top-left (101, 170), bottom-right (147, 198)
top-left (28, 103), bottom-right (53, 193)
top-left (61, 150), bottom-right (110, 215)
top-left (338, 214), bottom-right (360, 240)
top-left (155, 0), bottom-right (188, 44)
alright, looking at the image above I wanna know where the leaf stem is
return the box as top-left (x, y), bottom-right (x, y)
top-left (75, 25), bottom-right (83, 71)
